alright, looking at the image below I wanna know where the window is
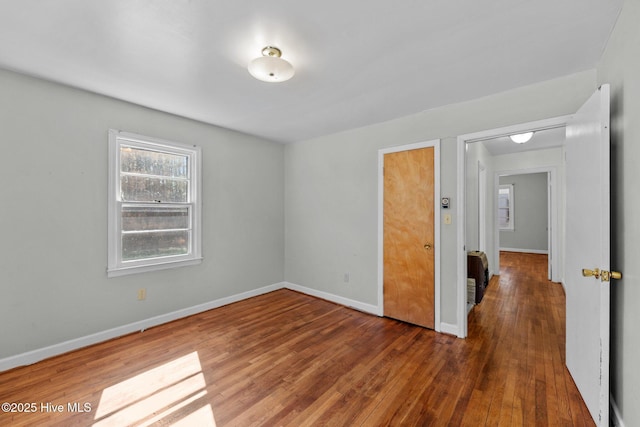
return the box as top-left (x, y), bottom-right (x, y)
top-left (498, 184), bottom-right (514, 231)
top-left (108, 130), bottom-right (202, 277)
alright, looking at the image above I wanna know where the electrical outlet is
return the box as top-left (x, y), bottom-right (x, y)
top-left (137, 288), bottom-right (146, 300)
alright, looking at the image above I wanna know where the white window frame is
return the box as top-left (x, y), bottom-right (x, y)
top-left (108, 130), bottom-right (202, 277)
top-left (498, 183), bottom-right (514, 231)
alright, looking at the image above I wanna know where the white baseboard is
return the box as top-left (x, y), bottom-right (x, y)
top-left (283, 283), bottom-right (464, 337)
top-left (499, 247), bottom-right (548, 254)
top-left (1, 282), bottom-right (459, 372)
top-left (0, 282), bottom-right (285, 372)
top-left (611, 394), bottom-right (625, 427)
top-left (283, 282), bottom-right (381, 316)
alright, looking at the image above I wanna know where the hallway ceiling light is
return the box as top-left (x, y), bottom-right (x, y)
top-left (248, 46), bottom-right (294, 83)
top-left (509, 132), bottom-right (534, 144)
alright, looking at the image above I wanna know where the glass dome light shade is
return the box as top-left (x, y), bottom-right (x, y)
top-left (509, 131), bottom-right (534, 144)
top-left (248, 55), bottom-right (294, 83)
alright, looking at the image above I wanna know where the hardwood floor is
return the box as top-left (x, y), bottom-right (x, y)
top-left (0, 252), bottom-right (593, 426)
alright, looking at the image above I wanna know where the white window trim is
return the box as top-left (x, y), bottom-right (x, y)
top-left (498, 183), bottom-right (515, 231)
top-left (107, 129), bottom-right (202, 277)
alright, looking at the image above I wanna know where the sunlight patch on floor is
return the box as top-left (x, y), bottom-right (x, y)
top-left (93, 351), bottom-right (215, 426)
top-left (169, 404), bottom-right (216, 427)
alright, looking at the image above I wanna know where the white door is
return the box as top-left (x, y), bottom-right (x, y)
top-left (565, 84), bottom-right (615, 426)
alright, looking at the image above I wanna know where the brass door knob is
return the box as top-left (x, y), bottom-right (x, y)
top-left (424, 243), bottom-right (432, 250)
top-left (582, 268), bottom-right (600, 279)
top-left (602, 270), bottom-right (623, 282)
top-left (582, 268), bottom-right (622, 282)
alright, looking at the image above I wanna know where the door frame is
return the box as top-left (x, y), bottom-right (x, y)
top-left (377, 139), bottom-right (441, 331)
top-left (456, 115), bottom-right (571, 338)
top-left (478, 161), bottom-right (487, 252)
top-left (494, 168), bottom-right (558, 282)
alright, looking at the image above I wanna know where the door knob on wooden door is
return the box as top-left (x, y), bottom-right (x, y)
top-left (424, 243), bottom-right (432, 250)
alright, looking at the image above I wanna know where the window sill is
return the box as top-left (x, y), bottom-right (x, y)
top-left (107, 257), bottom-right (203, 278)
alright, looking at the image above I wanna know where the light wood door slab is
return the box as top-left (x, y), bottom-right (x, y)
top-left (383, 147), bottom-right (435, 328)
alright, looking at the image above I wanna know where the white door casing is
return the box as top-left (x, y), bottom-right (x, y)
top-left (547, 172), bottom-right (552, 280)
top-left (564, 84), bottom-right (611, 426)
top-left (478, 162), bottom-right (487, 253)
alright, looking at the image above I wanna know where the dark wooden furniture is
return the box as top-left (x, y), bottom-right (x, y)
top-left (468, 251), bottom-right (489, 304)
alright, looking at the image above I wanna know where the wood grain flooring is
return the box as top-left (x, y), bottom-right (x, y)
top-left (0, 252), bottom-right (593, 426)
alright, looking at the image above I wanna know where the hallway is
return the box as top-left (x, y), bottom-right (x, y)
top-left (463, 251), bottom-right (594, 425)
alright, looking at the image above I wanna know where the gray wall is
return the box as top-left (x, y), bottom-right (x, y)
top-left (285, 70), bottom-right (596, 326)
top-left (597, 0), bottom-right (640, 425)
top-left (499, 173), bottom-right (548, 252)
top-left (0, 68), bottom-right (285, 359)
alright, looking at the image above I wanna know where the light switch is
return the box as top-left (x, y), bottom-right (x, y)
top-left (444, 214), bottom-right (452, 225)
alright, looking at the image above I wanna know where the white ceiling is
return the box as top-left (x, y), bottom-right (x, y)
top-left (0, 1), bottom-right (623, 143)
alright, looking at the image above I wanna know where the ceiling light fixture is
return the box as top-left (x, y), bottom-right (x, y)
top-left (248, 46), bottom-right (294, 83)
top-left (509, 131), bottom-right (534, 144)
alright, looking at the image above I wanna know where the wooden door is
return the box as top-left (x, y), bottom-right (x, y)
top-left (383, 147), bottom-right (435, 328)
top-left (565, 84), bottom-right (615, 425)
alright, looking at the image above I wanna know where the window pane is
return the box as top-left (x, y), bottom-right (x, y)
top-left (498, 185), bottom-right (513, 230)
top-left (122, 206), bottom-right (189, 231)
top-left (498, 208), bottom-right (509, 228)
top-left (121, 147), bottom-right (188, 178)
top-left (122, 230), bottom-right (190, 261)
top-left (121, 175), bottom-right (188, 202)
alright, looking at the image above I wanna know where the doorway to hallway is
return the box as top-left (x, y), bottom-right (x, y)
top-left (465, 250), bottom-right (594, 425)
